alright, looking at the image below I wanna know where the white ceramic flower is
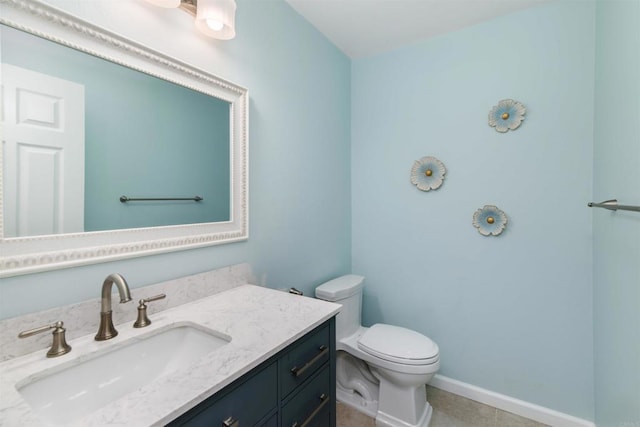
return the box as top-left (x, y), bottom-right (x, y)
top-left (410, 156), bottom-right (446, 191)
top-left (488, 99), bottom-right (526, 133)
top-left (472, 205), bottom-right (508, 236)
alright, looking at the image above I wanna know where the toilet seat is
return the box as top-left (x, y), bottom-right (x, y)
top-left (358, 324), bottom-right (439, 366)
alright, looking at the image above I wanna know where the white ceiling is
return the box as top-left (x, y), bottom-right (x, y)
top-left (285, 0), bottom-right (550, 58)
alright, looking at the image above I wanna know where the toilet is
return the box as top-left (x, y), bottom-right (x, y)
top-left (316, 275), bottom-right (440, 427)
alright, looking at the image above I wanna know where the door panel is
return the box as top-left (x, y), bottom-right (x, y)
top-left (2, 63), bottom-right (85, 237)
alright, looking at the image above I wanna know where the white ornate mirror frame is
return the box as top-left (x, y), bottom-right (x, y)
top-left (0, 0), bottom-right (248, 277)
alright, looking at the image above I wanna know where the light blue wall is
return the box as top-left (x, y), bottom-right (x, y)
top-left (351, 1), bottom-right (595, 420)
top-left (593, 0), bottom-right (640, 425)
top-left (0, 0), bottom-right (351, 317)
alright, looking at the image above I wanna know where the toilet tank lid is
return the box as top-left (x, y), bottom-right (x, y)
top-left (315, 275), bottom-right (365, 301)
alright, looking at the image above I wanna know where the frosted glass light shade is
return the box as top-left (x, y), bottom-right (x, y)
top-left (145, 0), bottom-right (181, 8)
top-left (195, 0), bottom-right (236, 40)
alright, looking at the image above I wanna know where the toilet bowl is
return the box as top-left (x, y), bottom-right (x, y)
top-left (316, 275), bottom-right (440, 427)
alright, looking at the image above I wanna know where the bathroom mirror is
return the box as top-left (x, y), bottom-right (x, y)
top-left (0, 0), bottom-right (248, 277)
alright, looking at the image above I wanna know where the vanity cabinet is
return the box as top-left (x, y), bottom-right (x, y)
top-left (167, 318), bottom-right (336, 427)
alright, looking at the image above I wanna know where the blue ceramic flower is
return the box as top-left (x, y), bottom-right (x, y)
top-left (472, 205), bottom-right (507, 236)
top-left (410, 156), bottom-right (446, 191)
top-left (488, 99), bottom-right (526, 133)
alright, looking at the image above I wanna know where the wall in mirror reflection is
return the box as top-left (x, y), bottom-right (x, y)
top-left (1, 25), bottom-right (231, 237)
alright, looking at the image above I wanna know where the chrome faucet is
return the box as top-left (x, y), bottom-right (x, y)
top-left (95, 273), bottom-right (132, 341)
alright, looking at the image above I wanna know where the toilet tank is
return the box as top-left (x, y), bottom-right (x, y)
top-left (315, 275), bottom-right (364, 341)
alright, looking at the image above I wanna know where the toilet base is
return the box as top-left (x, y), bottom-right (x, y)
top-left (337, 388), bottom-right (378, 418)
top-left (375, 402), bottom-right (433, 427)
top-left (337, 388), bottom-right (433, 427)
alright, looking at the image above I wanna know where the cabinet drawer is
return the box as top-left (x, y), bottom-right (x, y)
top-left (260, 413), bottom-right (278, 427)
top-left (281, 365), bottom-right (332, 427)
top-left (279, 323), bottom-right (330, 397)
top-left (168, 362), bottom-right (277, 427)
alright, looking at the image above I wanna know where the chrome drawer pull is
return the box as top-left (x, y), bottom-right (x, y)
top-left (290, 345), bottom-right (328, 378)
top-left (292, 393), bottom-right (329, 427)
top-left (222, 416), bottom-right (239, 427)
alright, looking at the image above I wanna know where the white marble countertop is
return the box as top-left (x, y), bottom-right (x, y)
top-left (0, 285), bottom-right (341, 426)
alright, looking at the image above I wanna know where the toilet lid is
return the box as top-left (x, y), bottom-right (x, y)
top-left (357, 324), bottom-right (439, 365)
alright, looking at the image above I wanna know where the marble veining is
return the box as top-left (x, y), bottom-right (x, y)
top-left (0, 263), bottom-right (254, 362)
top-left (0, 284), bottom-right (341, 426)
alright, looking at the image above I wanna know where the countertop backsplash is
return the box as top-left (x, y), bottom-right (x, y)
top-left (0, 263), bottom-right (255, 362)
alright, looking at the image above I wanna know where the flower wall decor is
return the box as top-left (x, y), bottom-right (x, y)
top-left (410, 156), bottom-right (446, 191)
top-left (488, 99), bottom-right (526, 133)
top-left (472, 205), bottom-right (508, 236)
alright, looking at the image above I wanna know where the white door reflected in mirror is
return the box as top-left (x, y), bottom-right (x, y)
top-left (2, 64), bottom-right (85, 238)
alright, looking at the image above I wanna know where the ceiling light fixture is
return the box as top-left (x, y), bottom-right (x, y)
top-left (145, 0), bottom-right (236, 40)
top-left (145, 0), bottom-right (181, 8)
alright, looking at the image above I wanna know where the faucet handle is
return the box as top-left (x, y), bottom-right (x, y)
top-left (142, 293), bottom-right (166, 304)
top-left (18, 321), bottom-right (72, 358)
top-left (133, 294), bottom-right (166, 328)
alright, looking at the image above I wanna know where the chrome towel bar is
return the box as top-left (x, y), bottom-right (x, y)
top-left (587, 199), bottom-right (640, 213)
top-left (120, 195), bottom-right (203, 203)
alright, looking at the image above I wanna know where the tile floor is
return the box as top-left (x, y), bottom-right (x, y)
top-left (336, 386), bottom-right (550, 427)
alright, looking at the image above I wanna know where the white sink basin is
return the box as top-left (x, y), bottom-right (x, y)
top-left (16, 324), bottom-right (231, 425)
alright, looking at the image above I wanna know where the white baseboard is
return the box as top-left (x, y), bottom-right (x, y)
top-left (429, 374), bottom-right (595, 427)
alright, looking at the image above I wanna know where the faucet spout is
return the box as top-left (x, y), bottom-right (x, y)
top-left (100, 273), bottom-right (132, 312)
top-left (95, 273), bottom-right (132, 341)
